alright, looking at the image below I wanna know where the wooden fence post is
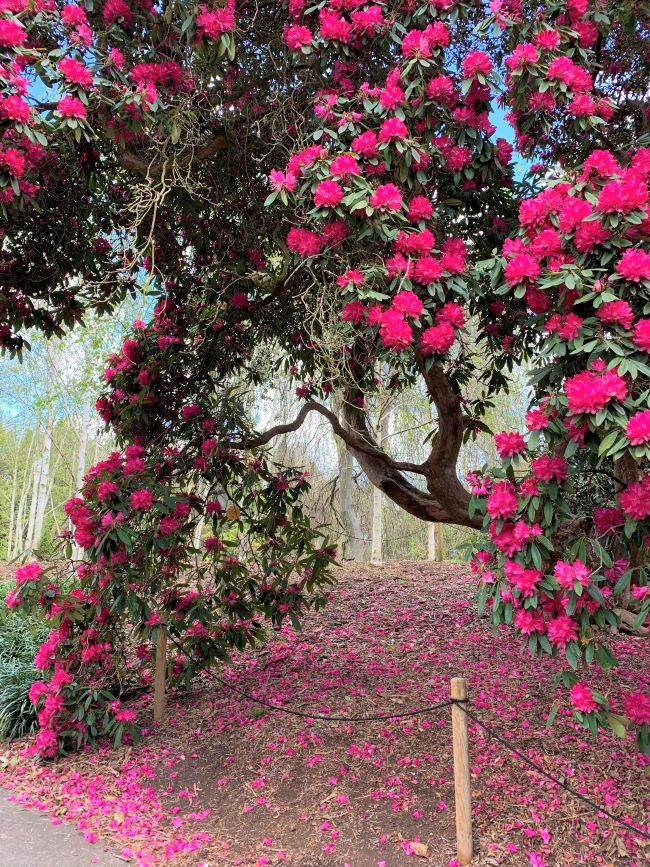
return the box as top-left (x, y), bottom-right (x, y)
top-left (153, 627), bottom-right (167, 722)
top-left (451, 677), bottom-right (473, 865)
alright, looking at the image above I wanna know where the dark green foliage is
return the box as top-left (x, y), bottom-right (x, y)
top-left (0, 582), bottom-right (48, 740)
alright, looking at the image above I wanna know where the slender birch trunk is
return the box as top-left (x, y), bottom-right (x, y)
top-left (75, 400), bottom-right (91, 493)
top-left (427, 523), bottom-right (436, 561)
top-left (333, 395), bottom-right (364, 560)
top-left (370, 404), bottom-right (391, 564)
top-left (6, 458), bottom-right (18, 559)
top-left (32, 404), bottom-right (54, 550)
top-left (25, 454), bottom-right (41, 552)
top-left (12, 430), bottom-right (36, 558)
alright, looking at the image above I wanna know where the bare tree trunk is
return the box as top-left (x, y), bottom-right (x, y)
top-left (371, 483), bottom-right (383, 564)
top-left (32, 404), bottom-right (54, 551)
top-left (370, 404), bottom-right (391, 564)
top-left (427, 523), bottom-right (436, 561)
top-left (6, 458), bottom-right (18, 559)
top-left (615, 453), bottom-right (640, 609)
top-left (333, 395), bottom-right (365, 560)
top-left (72, 401), bottom-right (91, 560)
top-left (11, 432), bottom-right (35, 559)
top-left (75, 400), bottom-right (91, 492)
top-left (25, 454), bottom-right (41, 552)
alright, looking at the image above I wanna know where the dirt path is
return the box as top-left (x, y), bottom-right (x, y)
top-left (0, 562), bottom-right (648, 866)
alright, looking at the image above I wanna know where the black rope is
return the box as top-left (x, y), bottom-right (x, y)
top-left (161, 632), bottom-right (650, 840)
top-left (456, 702), bottom-right (650, 841)
top-left (209, 670), bottom-right (455, 721)
top-left (165, 630), bottom-right (454, 722)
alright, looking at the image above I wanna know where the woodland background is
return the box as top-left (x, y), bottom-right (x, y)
top-left (0, 295), bottom-right (527, 566)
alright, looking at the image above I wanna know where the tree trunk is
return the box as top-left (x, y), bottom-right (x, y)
top-left (6, 458), bottom-right (18, 559)
top-left (11, 431), bottom-right (35, 558)
top-left (427, 523), bottom-right (436, 561)
top-left (32, 404), bottom-right (54, 551)
top-left (615, 453), bottom-right (640, 608)
top-left (333, 395), bottom-right (365, 560)
top-left (75, 400), bottom-right (91, 492)
top-left (25, 454), bottom-right (41, 552)
top-left (428, 523), bottom-right (444, 561)
top-left (72, 401), bottom-right (91, 560)
top-left (371, 484), bottom-right (382, 565)
top-left (370, 404), bottom-right (390, 564)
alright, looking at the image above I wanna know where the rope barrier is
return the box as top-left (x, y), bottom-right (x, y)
top-left (160, 632), bottom-right (650, 842)
top-left (165, 629), bottom-right (454, 721)
top-left (456, 702), bottom-right (650, 841)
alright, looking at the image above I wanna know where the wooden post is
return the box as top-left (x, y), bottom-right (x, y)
top-left (451, 677), bottom-right (473, 865)
top-left (153, 627), bottom-right (167, 722)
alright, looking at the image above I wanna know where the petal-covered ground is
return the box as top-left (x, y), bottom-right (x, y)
top-left (1, 562), bottom-right (649, 866)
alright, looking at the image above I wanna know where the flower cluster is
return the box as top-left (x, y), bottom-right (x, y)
top-left (469, 149), bottom-right (650, 753)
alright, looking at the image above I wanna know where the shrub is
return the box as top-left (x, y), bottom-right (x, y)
top-left (0, 581), bottom-right (48, 740)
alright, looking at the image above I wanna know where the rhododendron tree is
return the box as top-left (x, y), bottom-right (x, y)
top-left (2, 0), bottom-right (649, 753)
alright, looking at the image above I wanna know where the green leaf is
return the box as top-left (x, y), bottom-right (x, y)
top-left (606, 714), bottom-right (627, 738)
top-left (545, 702), bottom-right (560, 729)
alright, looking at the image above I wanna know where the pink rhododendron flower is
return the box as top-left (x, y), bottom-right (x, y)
top-left (593, 507), bottom-right (623, 534)
top-left (495, 432), bottom-right (527, 458)
top-left (420, 322), bottom-right (455, 355)
top-left (504, 253), bottom-right (540, 286)
top-left (569, 681), bottom-right (598, 713)
top-left (626, 410), bottom-right (650, 445)
top-left (15, 561), bottom-right (43, 584)
top-left (287, 227), bottom-right (322, 257)
top-left (623, 690), bottom-right (650, 725)
top-left (504, 561), bottom-right (541, 597)
top-left (379, 116), bottom-right (408, 142)
top-left (407, 195), bottom-right (433, 222)
top-left (554, 559), bottom-right (590, 590)
top-left (392, 290), bottom-right (422, 318)
top-left (462, 51), bottom-right (493, 78)
top-left (0, 17), bottom-right (26, 47)
top-left (436, 301), bottom-right (465, 329)
top-left (564, 368), bottom-right (627, 415)
top-left (531, 455), bottom-right (567, 482)
top-left (284, 24), bottom-right (312, 52)
top-left (337, 269), bottom-right (364, 288)
top-left (341, 300), bottom-right (365, 324)
top-left (619, 476), bottom-right (650, 519)
top-left (59, 57), bottom-right (93, 89)
top-left (525, 408), bottom-right (549, 430)
top-left (56, 94), bottom-right (87, 120)
top-left (103, 0), bottom-right (132, 26)
top-left (130, 489), bottom-right (154, 511)
top-left (196, 3), bottom-right (235, 39)
top-left (370, 184), bottom-right (402, 211)
top-left (596, 299), bottom-right (634, 329)
top-left (616, 248), bottom-right (650, 282)
top-left (486, 481), bottom-right (518, 519)
top-left (313, 179), bottom-right (342, 208)
top-left (632, 318), bottom-right (650, 352)
top-left (269, 170), bottom-right (297, 192)
top-left (329, 154), bottom-right (359, 178)
top-left (414, 256), bottom-right (443, 284)
top-left (351, 130), bottom-right (378, 157)
top-left (380, 309), bottom-right (412, 350)
top-left (515, 608), bottom-right (546, 635)
top-left (597, 179), bottom-right (648, 214)
top-left (1, 94), bottom-right (31, 123)
top-left (546, 615), bottom-right (578, 649)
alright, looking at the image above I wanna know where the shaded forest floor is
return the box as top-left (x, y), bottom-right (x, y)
top-left (1, 562), bottom-right (649, 867)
